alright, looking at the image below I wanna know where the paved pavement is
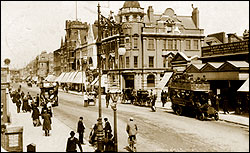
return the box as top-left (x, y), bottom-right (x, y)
top-left (155, 101), bottom-right (249, 127)
top-left (6, 91), bottom-right (95, 152)
top-left (62, 89), bottom-right (249, 127)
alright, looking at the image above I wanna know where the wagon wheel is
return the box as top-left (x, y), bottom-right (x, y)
top-left (176, 106), bottom-right (183, 116)
top-left (214, 113), bottom-right (219, 121)
top-left (199, 113), bottom-right (205, 121)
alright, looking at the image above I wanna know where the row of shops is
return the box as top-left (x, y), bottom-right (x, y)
top-left (185, 60), bottom-right (249, 113)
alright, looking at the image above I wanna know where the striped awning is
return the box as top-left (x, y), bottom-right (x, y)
top-left (55, 72), bottom-right (66, 82)
top-left (60, 72), bottom-right (71, 83)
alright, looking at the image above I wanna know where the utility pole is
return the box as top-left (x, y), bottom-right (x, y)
top-left (76, 1), bottom-right (78, 21)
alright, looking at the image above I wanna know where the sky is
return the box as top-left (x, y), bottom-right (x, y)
top-left (1, 1), bottom-right (249, 69)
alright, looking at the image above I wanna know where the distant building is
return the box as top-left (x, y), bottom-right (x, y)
top-left (201, 30), bottom-right (249, 63)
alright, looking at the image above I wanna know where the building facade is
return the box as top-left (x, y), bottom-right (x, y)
top-left (100, 1), bottom-right (204, 94)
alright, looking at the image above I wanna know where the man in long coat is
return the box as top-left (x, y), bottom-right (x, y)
top-left (32, 106), bottom-right (41, 127)
top-left (77, 117), bottom-right (85, 144)
top-left (66, 131), bottom-right (83, 152)
top-left (41, 109), bottom-right (51, 136)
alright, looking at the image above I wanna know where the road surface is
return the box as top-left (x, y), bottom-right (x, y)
top-left (12, 83), bottom-right (249, 152)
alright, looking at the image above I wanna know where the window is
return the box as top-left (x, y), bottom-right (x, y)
top-left (186, 40), bottom-right (191, 50)
top-left (148, 39), bottom-right (154, 50)
top-left (133, 38), bottom-right (138, 48)
top-left (125, 38), bottom-right (130, 48)
top-left (149, 56), bottom-right (154, 68)
top-left (168, 39), bottom-right (173, 50)
top-left (126, 56), bottom-right (130, 68)
top-left (173, 40), bottom-right (177, 50)
top-left (147, 74), bottom-right (155, 87)
top-left (194, 40), bottom-right (199, 50)
top-left (163, 39), bottom-right (167, 49)
top-left (134, 56), bottom-right (138, 68)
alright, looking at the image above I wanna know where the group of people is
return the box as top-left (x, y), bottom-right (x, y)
top-left (67, 116), bottom-right (138, 152)
top-left (10, 85), bottom-right (53, 136)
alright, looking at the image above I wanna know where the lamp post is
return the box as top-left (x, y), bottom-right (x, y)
top-left (110, 90), bottom-right (121, 152)
top-left (96, 3), bottom-right (104, 152)
top-left (96, 3), bottom-right (125, 152)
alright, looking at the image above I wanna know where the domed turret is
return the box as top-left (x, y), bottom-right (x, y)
top-left (123, 1), bottom-right (140, 8)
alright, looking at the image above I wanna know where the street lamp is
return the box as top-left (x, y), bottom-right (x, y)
top-left (96, 3), bottom-right (104, 152)
top-left (118, 47), bottom-right (126, 91)
top-left (96, 3), bottom-right (125, 152)
top-left (110, 89), bottom-right (121, 152)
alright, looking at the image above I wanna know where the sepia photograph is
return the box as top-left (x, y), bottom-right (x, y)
top-left (1, 1), bottom-right (249, 152)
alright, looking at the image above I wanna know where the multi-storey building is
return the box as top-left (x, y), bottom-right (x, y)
top-left (99, 1), bottom-right (204, 95)
top-left (37, 51), bottom-right (49, 81)
top-left (59, 20), bottom-right (89, 72)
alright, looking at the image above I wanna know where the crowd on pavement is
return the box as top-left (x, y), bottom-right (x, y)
top-left (8, 83), bottom-right (139, 152)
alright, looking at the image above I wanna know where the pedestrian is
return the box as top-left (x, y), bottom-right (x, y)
top-left (27, 92), bottom-right (32, 100)
top-left (66, 131), bottom-right (83, 152)
top-left (32, 106), bottom-right (41, 127)
top-left (104, 117), bottom-right (112, 140)
top-left (77, 117), bottom-right (86, 145)
top-left (104, 117), bottom-right (113, 152)
top-left (89, 118), bottom-right (99, 145)
top-left (151, 94), bottom-right (157, 112)
top-left (106, 90), bottom-right (110, 108)
top-left (41, 109), bottom-right (51, 136)
top-left (47, 101), bottom-right (53, 117)
top-left (16, 97), bottom-right (22, 113)
top-left (36, 94), bottom-right (40, 107)
top-left (215, 95), bottom-right (220, 111)
top-left (161, 90), bottom-right (165, 107)
top-left (22, 95), bottom-right (29, 113)
top-left (126, 117), bottom-right (138, 149)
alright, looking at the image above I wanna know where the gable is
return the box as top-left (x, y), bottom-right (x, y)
top-left (172, 53), bottom-right (188, 63)
top-left (200, 64), bottom-right (217, 72)
top-left (185, 65), bottom-right (200, 73)
top-left (218, 62), bottom-right (239, 71)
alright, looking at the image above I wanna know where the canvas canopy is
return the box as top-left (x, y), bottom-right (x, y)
top-left (237, 78), bottom-right (249, 92)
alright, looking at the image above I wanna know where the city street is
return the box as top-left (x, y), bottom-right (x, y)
top-left (13, 83), bottom-right (249, 152)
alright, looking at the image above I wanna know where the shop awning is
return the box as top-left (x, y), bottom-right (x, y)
top-left (72, 71), bottom-right (86, 84)
top-left (61, 72), bottom-right (71, 83)
top-left (67, 71), bottom-right (78, 83)
top-left (238, 78), bottom-right (249, 92)
top-left (45, 75), bottom-right (57, 82)
top-left (156, 72), bottom-right (173, 89)
top-left (55, 72), bottom-right (66, 82)
top-left (90, 74), bottom-right (107, 87)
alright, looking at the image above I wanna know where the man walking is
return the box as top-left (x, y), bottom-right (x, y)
top-left (126, 117), bottom-right (138, 150)
top-left (32, 106), bottom-right (41, 127)
top-left (106, 90), bottom-right (110, 108)
top-left (41, 109), bottom-right (51, 136)
top-left (104, 117), bottom-right (112, 139)
top-left (36, 94), bottom-right (40, 107)
top-left (66, 131), bottom-right (83, 152)
top-left (77, 117), bottom-right (85, 144)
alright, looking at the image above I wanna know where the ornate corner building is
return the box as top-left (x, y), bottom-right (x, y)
top-left (101, 1), bottom-right (205, 92)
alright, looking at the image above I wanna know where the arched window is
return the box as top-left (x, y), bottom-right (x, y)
top-left (147, 74), bottom-right (155, 87)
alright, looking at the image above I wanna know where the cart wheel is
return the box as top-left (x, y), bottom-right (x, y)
top-left (199, 113), bottom-right (205, 121)
top-left (214, 113), bottom-right (219, 121)
top-left (176, 106), bottom-right (182, 116)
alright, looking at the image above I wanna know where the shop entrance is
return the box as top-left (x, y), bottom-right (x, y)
top-left (124, 75), bottom-right (134, 89)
